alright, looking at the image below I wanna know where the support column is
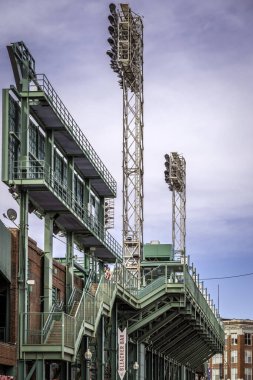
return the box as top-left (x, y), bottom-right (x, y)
top-left (45, 129), bottom-right (54, 175)
top-left (111, 304), bottom-right (117, 380)
top-left (66, 231), bottom-right (74, 304)
top-left (18, 190), bottom-right (29, 317)
top-left (36, 360), bottom-right (45, 380)
top-left (97, 316), bottom-right (105, 380)
top-left (44, 214), bottom-right (53, 312)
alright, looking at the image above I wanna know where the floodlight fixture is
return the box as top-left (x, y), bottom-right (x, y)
top-left (7, 208), bottom-right (17, 222)
top-left (164, 152), bottom-right (186, 260)
top-left (107, 3), bottom-right (144, 278)
top-left (109, 3), bottom-right (116, 13)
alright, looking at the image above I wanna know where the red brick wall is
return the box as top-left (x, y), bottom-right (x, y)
top-left (0, 342), bottom-right (16, 366)
top-left (209, 322), bottom-right (253, 379)
top-left (52, 260), bottom-right (66, 304)
top-left (1, 228), bottom-right (84, 369)
top-left (28, 237), bottom-right (43, 313)
top-left (10, 229), bottom-right (19, 344)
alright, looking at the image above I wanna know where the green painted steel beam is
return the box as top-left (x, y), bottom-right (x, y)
top-left (157, 325), bottom-right (195, 353)
top-left (44, 214), bottom-right (53, 312)
top-left (151, 317), bottom-right (192, 347)
top-left (183, 344), bottom-right (213, 369)
top-left (1, 89), bottom-right (9, 182)
top-left (127, 301), bottom-right (178, 335)
top-left (138, 310), bottom-right (178, 343)
top-left (175, 337), bottom-right (206, 362)
top-left (163, 331), bottom-right (199, 356)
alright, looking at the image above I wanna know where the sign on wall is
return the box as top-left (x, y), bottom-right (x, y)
top-left (118, 328), bottom-right (127, 379)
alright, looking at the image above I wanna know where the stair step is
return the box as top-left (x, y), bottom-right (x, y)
top-left (70, 301), bottom-right (79, 316)
top-left (89, 283), bottom-right (98, 296)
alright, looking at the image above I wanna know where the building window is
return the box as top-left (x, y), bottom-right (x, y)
top-left (211, 368), bottom-right (220, 380)
top-left (231, 367), bottom-right (237, 380)
top-left (212, 353), bottom-right (222, 364)
top-left (245, 333), bottom-right (252, 345)
top-left (245, 349), bottom-right (252, 363)
top-left (245, 368), bottom-right (252, 380)
top-left (231, 350), bottom-right (238, 363)
top-left (231, 333), bottom-right (238, 345)
top-left (52, 287), bottom-right (60, 305)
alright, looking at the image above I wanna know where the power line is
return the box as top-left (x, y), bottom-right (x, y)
top-left (201, 272), bottom-right (253, 281)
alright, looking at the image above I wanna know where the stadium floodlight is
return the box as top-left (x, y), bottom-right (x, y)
top-left (164, 153), bottom-right (186, 260)
top-left (107, 3), bottom-right (144, 278)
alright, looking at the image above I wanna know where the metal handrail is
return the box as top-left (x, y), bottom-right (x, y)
top-left (67, 288), bottom-right (82, 314)
top-left (12, 159), bottom-right (123, 262)
top-left (29, 73), bottom-right (117, 196)
top-left (42, 301), bottom-right (64, 340)
top-left (112, 262), bottom-right (222, 328)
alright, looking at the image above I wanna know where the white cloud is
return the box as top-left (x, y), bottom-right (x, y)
top-left (0, 0), bottom-right (253, 318)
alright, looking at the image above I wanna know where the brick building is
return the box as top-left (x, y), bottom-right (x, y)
top-left (0, 221), bottom-right (83, 377)
top-left (209, 319), bottom-right (253, 380)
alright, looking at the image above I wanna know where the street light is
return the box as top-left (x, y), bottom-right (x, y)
top-left (84, 348), bottom-right (92, 379)
top-left (133, 361), bottom-right (139, 370)
top-left (133, 361), bottom-right (139, 379)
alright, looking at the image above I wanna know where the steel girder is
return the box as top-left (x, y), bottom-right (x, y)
top-left (127, 295), bottom-right (183, 334)
top-left (157, 324), bottom-right (196, 353)
top-left (138, 310), bottom-right (178, 343)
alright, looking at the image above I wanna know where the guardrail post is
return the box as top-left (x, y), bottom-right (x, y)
top-left (61, 312), bottom-right (64, 357)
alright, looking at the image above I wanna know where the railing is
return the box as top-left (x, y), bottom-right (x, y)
top-left (11, 159), bottom-right (123, 262)
top-left (184, 271), bottom-right (223, 337)
top-left (43, 301), bottom-right (64, 340)
top-left (22, 312), bottom-right (75, 348)
top-left (73, 292), bottom-right (85, 346)
top-left (20, 262), bottom-right (223, 356)
top-left (84, 292), bottom-right (97, 326)
top-left (112, 261), bottom-right (222, 328)
top-left (84, 269), bottom-right (93, 292)
top-left (67, 288), bottom-right (82, 314)
top-left (29, 73), bottom-right (117, 196)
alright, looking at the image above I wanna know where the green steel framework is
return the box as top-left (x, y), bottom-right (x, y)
top-left (1, 40), bottom-right (224, 380)
top-left (107, 3), bottom-right (144, 277)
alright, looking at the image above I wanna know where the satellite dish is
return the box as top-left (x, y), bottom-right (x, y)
top-left (7, 208), bottom-right (17, 222)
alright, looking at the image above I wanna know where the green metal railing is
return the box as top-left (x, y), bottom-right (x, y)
top-left (29, 74), bottom-right (117, 196)
top-left (12, 159), bottom-right (123, 262)
top-left (67, 288), bottom-right (83, 314)
top-left (21, 264), bottom-right (223, 357)
top-left (22, 312), bottom-right (75, 348)
top-left (112, 262), bottom-right (223, 330)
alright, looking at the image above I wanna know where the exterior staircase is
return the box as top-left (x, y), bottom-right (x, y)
top-left (69, 301), bottom-right (79, 317)
top-left (89, 283), bottom-right (98, 296)
top-left (46, 320), bottom-right (62, 344)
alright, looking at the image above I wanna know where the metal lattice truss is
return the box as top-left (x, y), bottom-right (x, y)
top-left (107, 4), bottom-right (144, 276)
top-left (164, 152), bottom-right (186, 259)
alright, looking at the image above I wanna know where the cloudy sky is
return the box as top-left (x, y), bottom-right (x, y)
top-left (0, 0), bottom-right (252, 319)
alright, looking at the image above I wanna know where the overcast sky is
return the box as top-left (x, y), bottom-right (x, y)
top-left (0, 0), bottom-right (253, 319)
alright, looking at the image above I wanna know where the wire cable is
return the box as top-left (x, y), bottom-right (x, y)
top-left (201, 272), bottom-right (253, 281)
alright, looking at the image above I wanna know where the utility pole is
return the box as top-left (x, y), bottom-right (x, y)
top-left (107, 3), bottom-right (144, 277)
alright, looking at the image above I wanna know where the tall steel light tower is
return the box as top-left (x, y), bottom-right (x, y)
top-left (164, 153), bottom-right (186, 260)
top-left (107, 3), bottom-right (144, 276)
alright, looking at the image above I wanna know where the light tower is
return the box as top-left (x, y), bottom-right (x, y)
top-left (107, 3), bottom-right (144, 277)
top-left (164, 153), bottom-right (186, 260)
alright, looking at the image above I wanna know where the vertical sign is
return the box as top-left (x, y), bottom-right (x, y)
top-left (118, 328), bottom-right (126, 379)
